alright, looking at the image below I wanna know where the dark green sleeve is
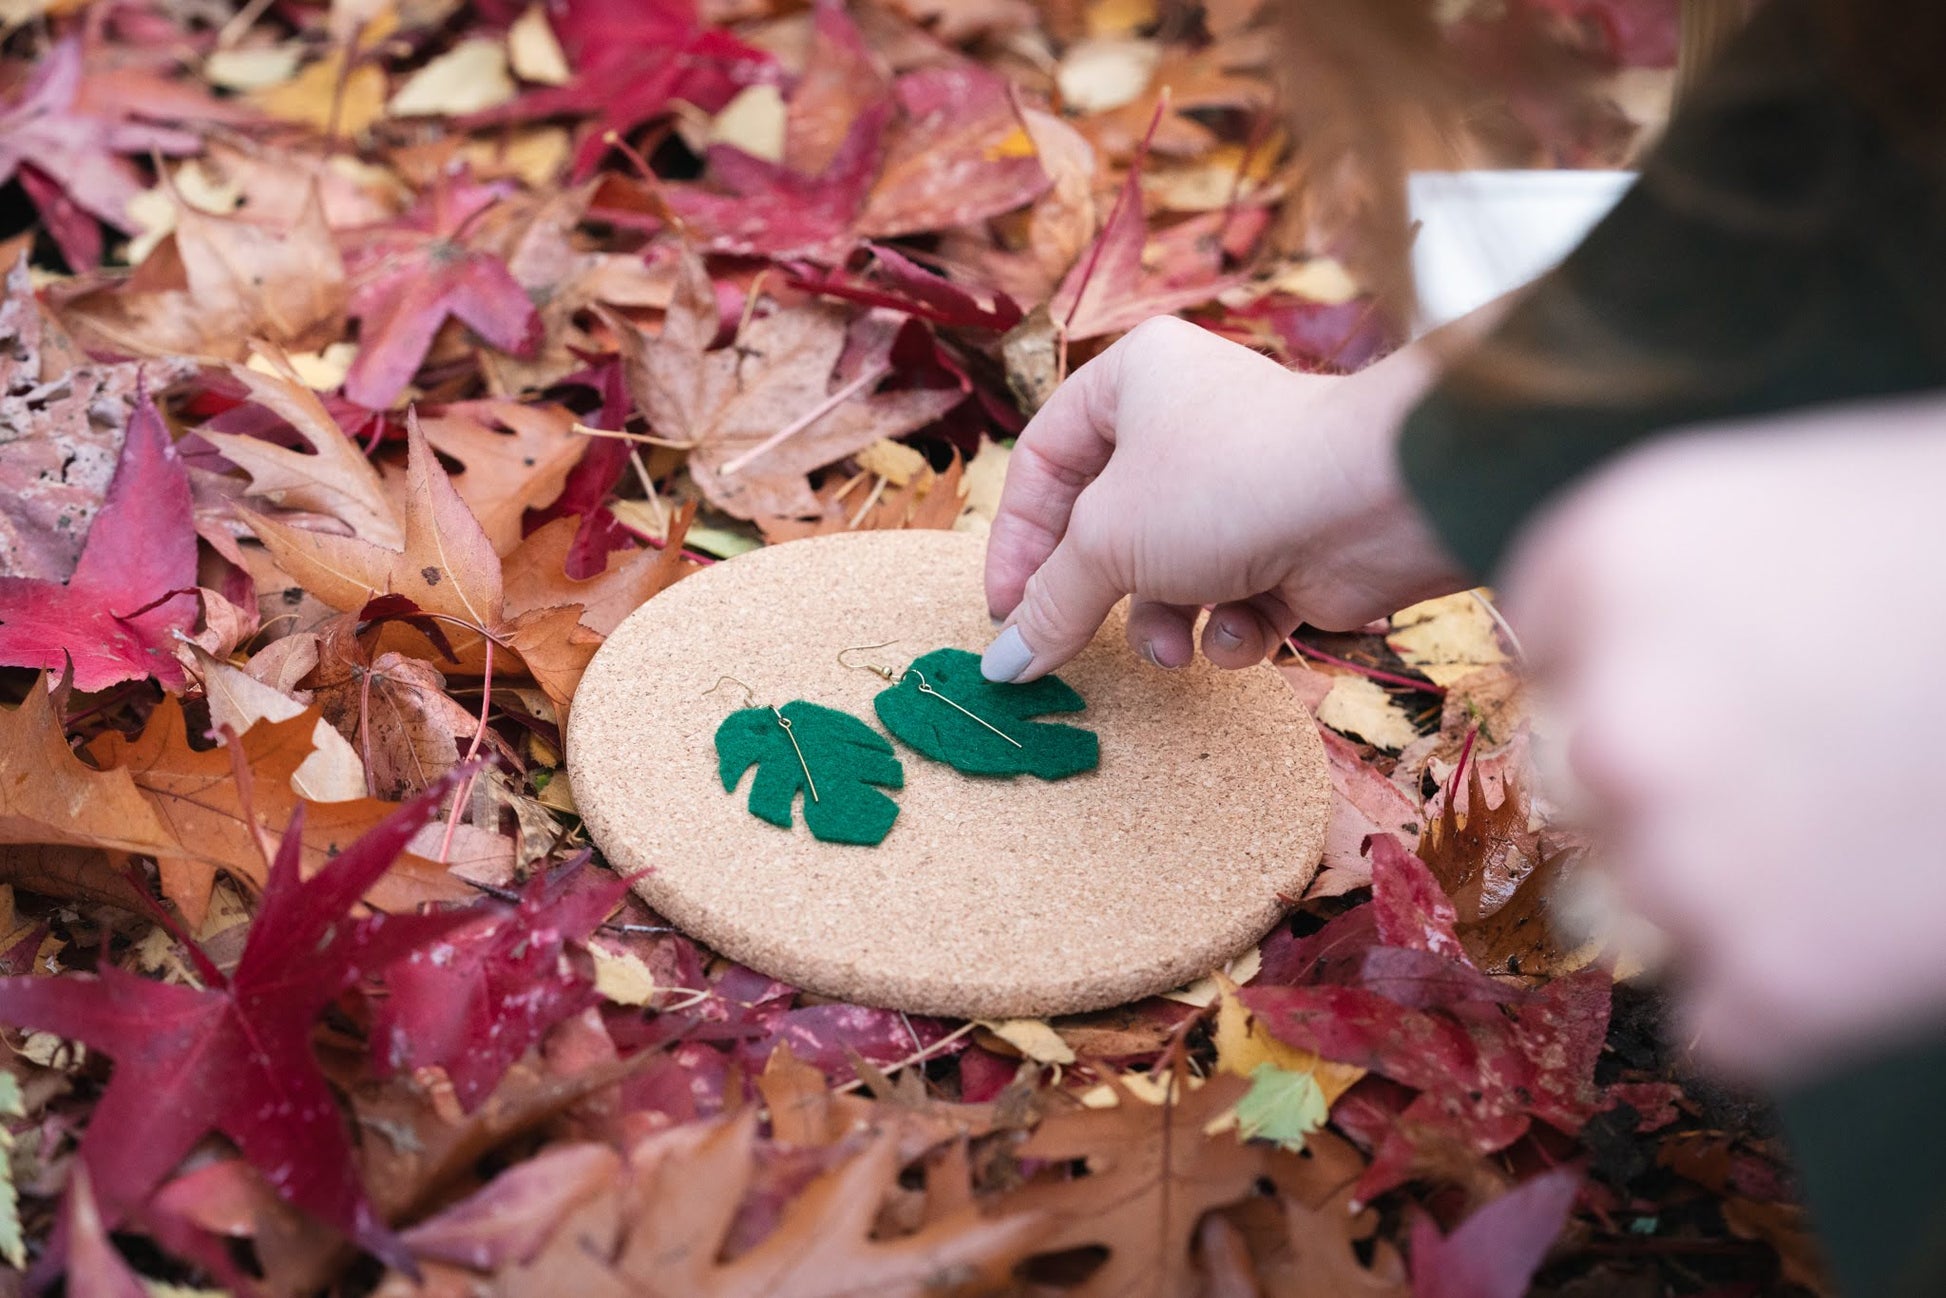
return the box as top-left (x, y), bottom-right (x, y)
top-left (1774, 1034), bottom-right (1946, 1298)
top-left (1396, 0), bottom-right (1946, 578)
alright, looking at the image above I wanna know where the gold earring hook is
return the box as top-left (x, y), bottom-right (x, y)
top-left (704, 675), bottom-right (758, 709)
top-left (837, 642), bottom-right (903, 682)
top-left (704, 675), bottom-right (819, 802)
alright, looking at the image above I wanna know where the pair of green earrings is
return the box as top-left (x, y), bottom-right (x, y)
top-left (710, 645), bottom-right (1099, 847)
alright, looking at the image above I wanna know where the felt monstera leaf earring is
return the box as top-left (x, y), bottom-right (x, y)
top-left (707, 676), bottom-right (903, 846)
top-left (839, 645), bottom-right (1099, 780)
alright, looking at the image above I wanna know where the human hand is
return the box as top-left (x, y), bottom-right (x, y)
top-left (980, 316), bottom-right (1469, 682)
top-left (1505, 394), bottom-right (1946, 1082)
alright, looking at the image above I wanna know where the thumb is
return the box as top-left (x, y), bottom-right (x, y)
top-left (980, 534), bottom-right (1123, 683)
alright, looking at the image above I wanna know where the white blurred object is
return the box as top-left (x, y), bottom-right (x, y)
top-left (1407, 170), bottom-right (1635, 335)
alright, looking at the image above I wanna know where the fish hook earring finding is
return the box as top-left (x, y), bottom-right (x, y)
top-left (838, 643), bottom-right (1021, 748)
top-left (704, 674), bottom-right (819, 802)
top-left (836, 642), bottom-right (903, 683)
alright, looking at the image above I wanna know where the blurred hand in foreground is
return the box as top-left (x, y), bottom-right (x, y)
top-left (1506, 393), bottom-right (1946, 1080)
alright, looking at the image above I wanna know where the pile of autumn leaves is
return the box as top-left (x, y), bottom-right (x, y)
top-left (0, 0), bottom-right (1811, 1292)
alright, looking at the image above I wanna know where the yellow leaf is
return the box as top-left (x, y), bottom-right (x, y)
top-left (1078, 1070), bottom-right (1203, 1108)
top-left (1268, 256), bottom-right (1361, 305)
top-left (1055, 37), bottom-right (1159, 114)
top-left (709, 84), bottom-right (786, 163)
top-left (1161, 944), bottom-right (1262, 1007)
top-left (508, 3), bottom-right (571, 84)
top-left (854, 438), bottom-right (927, 487)
top-left (245, 342), bottom-right (359, 391)
top-left (591, 942), bottom-right (658, 1006)
top-left (1316, 674), bottom-right (1420, 751)
top-left (536, 768), bottom-right (578, 814)
top-left (954, 437), bottom-right (1012, 534)
top-left (979, 1018), bottom-right (1076, 1065)
top-left (204, 44), bottom-right (303, 90)
top-left (388, 38), bottom-right (516, 116)
top-left (1387, 590), bottom-right (1510, 689)
top-left (459, 125), bottom-right (571, 189)
top-left (1085, 0), bottom-right (1157, 38)
top-left (1212, 976), bottom-right (1365, 1106)
top-left (252, 55), bottom-right (387, 136)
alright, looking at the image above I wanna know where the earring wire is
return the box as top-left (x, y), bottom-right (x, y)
top-left (705, 675), bottom-right (819, 802)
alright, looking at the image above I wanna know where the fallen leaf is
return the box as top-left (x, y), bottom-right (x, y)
top-left (389, 39), bottom-right (517, 118)
top-left (1410, 1168), bottom-right (1581, 1298)
top-left (57, 187), bottom-right (348, 362)
top-left (1233, 1063), bottom-right (1327, 1151)
top-left (1387, 592), bottom-right (1509, 689)
top-left (0, 39), bottom-right (200, 270)
top-left (371, 861), bottom-right (624, 1110)
top-left (0, 779), bottom-right (478, 1267)
top-left (978, 1018), bottom-right (1076, 1065)
top-left (194, 645), bottom-right (368, 802)
top-left (339, 180), bottom-right (542, 411)
top-left (1316, 674), bottom-right (1421, 751)
top-left (414, 401), bottom-right (583, 553)
top-left (1057, 37), bottom-right (1160, 114)
top-left (507, 6), bottom-right (571, 86)
top-left (1049, 124), bottom-right (1244, 341)
top-left (611, 254), bottom-right (961, 518)
top-left (1006, 1072), bottom-right (1263, 1297)
top-left (202, 359), bottom-right (403, 549)
top-left (0, 387), bottom-right (198, 691)
top-left (0, 254), bottom-right (198, 581)
top-left (88, 698), bottom-right (492, 927)
top-left (242, 410), bottom-right (502, 631)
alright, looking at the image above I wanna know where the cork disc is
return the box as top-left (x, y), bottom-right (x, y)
top-left (567, 530), bottom-right (1330, 1019)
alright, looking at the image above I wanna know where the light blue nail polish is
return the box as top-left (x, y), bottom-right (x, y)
top-left (981, 625), bottom-right (1033, 682)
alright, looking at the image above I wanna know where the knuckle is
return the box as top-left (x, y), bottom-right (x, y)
top-left (1016, 571), bottom-right (1073, 642)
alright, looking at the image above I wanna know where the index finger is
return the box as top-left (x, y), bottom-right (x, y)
top-left (983, 338), bottom-right (1127, 619)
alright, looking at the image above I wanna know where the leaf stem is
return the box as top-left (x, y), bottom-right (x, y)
top-left (717, 361), bottom-right (891, 478)
top-left (1283, 636), bottom-right (1444, 697)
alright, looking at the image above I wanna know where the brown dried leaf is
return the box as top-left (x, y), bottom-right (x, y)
top-left (1001, 1071), bottom-right (1265, 1297)
top-left (614, 1112), bottom-right (1049, 1297)
top-left (610, 253), bottom-right (962, 520)
top-left (57, 188), bottom-right (347, 361)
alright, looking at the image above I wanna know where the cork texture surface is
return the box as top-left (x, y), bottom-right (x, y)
top-left (567, 530), bottom-right (1331, 1018)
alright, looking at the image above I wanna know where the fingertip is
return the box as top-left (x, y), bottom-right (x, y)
top-left (1126, 600), bottom-right (1195, 670)
top-left (1200, 604), bottom-right (1271, 669)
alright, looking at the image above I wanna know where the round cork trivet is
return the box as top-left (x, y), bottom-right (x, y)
top-left (567, 530), bottom-right (1330, 1019)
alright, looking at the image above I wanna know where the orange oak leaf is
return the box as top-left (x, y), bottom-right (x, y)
top-left (413, 401), bottom-right (585, 555)
top-left (0, 672), bottom-right (176, 857)
top-left (86, 698), bottom-right (503, 927)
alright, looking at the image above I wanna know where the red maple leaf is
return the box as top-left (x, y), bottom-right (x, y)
top-left (468, 0), bottom-right (775, 181)
top-left (0, 385), bottom-right (198, 692)
top-left (340, 179), bottom-right (544, 411)
top-left (370, 858), bottom-right (626, 1111)
top-left (1243, 838), bottom-right (1624, 1201)
top-left (661, 0), bottom-right (887, 262)
top-left (0, 775), bottom-right (483, 1269)
top-left (0, 39), bottom-right (199, 271)
top-left (1048, 112), bottom-right (1245, 341)
top-left (667, 105), bottom-right (889, 263)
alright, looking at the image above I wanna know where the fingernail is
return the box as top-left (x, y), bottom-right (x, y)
top-left (981, 625), bottom-right (1033, 682)
top-left (1142, 640), bottom-right (1183, 670)
top-left (989, 611), bottom-right (1006, 628)
top-left (1212, 622), bottom-right (1243, 650)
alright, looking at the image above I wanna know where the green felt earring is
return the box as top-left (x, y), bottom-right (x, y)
top-left (707, 677), bottom-right (903, 846)
top-left (840, 645), bottom-right (1099, 780)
